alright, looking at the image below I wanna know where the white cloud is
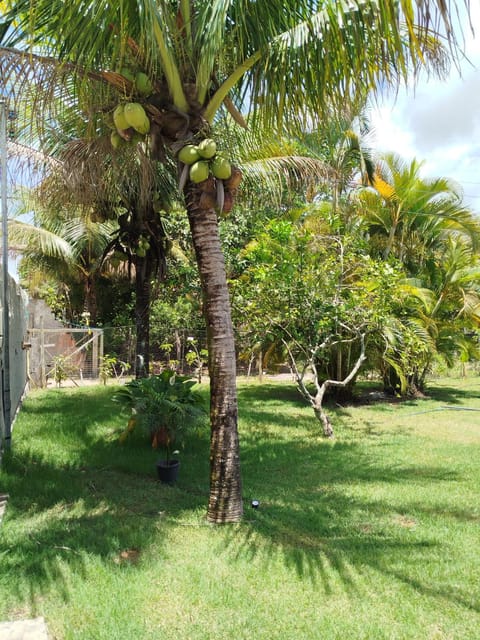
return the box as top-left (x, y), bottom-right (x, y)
top-left (369, 7), bottom-right (480, 212)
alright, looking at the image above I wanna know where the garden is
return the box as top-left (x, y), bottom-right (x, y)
top-left (1, 2), bottom-right (479, 637)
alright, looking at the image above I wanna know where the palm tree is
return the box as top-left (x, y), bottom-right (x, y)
top-left (43, 139), bottom-right (176, 377)
top-left (358, 153), bottom-right (479, 267)
top-left (9, 108), bottom-right (177, 376)
top-left (9, 190), bottom-right (118, 321)
top-left (2, 0), bottom-right (470, 523)
top-left (357, 154), bottom-right (480, 393)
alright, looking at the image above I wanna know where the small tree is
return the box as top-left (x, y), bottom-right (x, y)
top-left (51, 355), bottom-right (75, 387)
top-left (186, 337), bottom-right (208, 383)
top-left (99, 354), bottom-right (131, 385)
top-left (233, 218), bottom-right (402, 435)
top-left (282, 327), bottom-right (367, 437)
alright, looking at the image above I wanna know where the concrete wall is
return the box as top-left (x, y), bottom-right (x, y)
top-left (0, 275), bottom-right (28, 448)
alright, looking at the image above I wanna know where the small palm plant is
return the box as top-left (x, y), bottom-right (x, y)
top-left (113, 370), bottom-right (206, 462)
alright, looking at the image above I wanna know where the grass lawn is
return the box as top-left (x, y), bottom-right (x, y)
top-left (0, 376), bottom-right (479, 639)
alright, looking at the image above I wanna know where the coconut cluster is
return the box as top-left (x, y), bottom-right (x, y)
top-left (177, 139), bottom-right (242, 215)
top-left (135, 235), bottom-right (150, 258)
top-left (108, 68), bottom-right (154, 149)
top-left (110, 102), bottom-right (150, 148)
top-left (178, 139), bottom-right (232, 183)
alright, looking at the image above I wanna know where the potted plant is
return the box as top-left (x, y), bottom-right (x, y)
top-left (113, 370), bottom-right (206, 483)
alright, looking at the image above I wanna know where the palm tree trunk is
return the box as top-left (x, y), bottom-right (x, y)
top-left (186, 188), bottom-right (243, 523)
top-left (135, 256), bottom-right (151, 378)
top-left (84, 274), bottom-right (98, 323)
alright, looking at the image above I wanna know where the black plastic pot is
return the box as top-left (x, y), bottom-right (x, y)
top-left (156, 459), bottom-right (180, 484)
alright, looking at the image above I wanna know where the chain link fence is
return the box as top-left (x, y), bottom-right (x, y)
top-left (102, 326), bottom-right (211, 380)
top-left (27, 326), bottom-right (104, 387)
top-left (26, 320), bottom-right (283, 388)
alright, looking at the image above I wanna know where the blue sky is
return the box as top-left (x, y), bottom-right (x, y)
top-left (370, 3), bottom-right (480, 213)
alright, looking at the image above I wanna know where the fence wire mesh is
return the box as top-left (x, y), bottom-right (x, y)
top-left (26, 322), bottom-right (281, 388)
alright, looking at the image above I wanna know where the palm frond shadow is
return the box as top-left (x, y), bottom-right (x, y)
top-left (2, 381), bottom-right (477, 614)
top-left (0, 387), bottom-right (208, 601)
top-left (1, 449), bottom-right (202, 602)
top-left (225, 436), bottom-right (471, 608)
top-left (222, 384), bottom-right (474, 611)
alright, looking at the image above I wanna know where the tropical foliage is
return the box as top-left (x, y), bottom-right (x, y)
top-left (112, 369), bottom-right (206, 459)
top-left (357, 154), bottom-right (480, 393)
top-left (1, 0), bottom-right (472, 521)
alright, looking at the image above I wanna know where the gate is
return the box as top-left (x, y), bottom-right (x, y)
top-left (27, 325), bottom-right (103, 387)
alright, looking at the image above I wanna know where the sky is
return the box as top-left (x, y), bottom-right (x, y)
top-left (370, 3), bottom-right (480, 213)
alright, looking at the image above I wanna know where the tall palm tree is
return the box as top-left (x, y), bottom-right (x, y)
top-left (2, 0), bottom-right (470, 523)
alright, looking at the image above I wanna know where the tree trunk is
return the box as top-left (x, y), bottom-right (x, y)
top-left (84, 274), bottom-right (98, 324)
top-left (186, 189), bottom-right (243, 523)
top-left (314, 405), bottom-right (334, 438)
top-left (312, 382), bottom-right (334, 438)
top-left (135, 256), bottom-right (151, 378)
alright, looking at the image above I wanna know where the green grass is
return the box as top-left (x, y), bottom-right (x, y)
top-left (1, 377), bottom-right (480, 639)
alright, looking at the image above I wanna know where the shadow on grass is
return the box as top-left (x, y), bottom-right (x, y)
top-left (0, 386), bottom-right (209, 606)
top-left (229, 383), bottom-right (479, 612)
top-left (1, 381), bottom-right (478, 617)
top-left (423, 383), bottom-right (480, 405)
top-left (1, 451), bottom-right (207, 604)
top-left (237, 382), bottom-right (305, 406)
top-left (231, 434), bottom-right (478, 612)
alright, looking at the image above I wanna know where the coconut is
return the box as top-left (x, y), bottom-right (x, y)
top-left (136, 116), bottom-right (150, 135)
top-left (189, 160), bottom-right (210, 184)
top-left (113, 104), bottom-right (129, 131)
top-left (135, 72), bottom-right (154, 96)
top-left (178, 144), bottom-right (201, 165)
top-left (211, 156), bottom-right (232, 180)
top-left (110, 131), bottom-right (123, 149)
top-left (197, 138), bottom-right (217, 159)
top-left (124, 103), bottom-right (150, 134)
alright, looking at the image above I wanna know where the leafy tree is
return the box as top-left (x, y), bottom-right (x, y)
top-left (2, 0), bottom-right (470, 522)
top-left (233, 218), bottom-right (404, 433)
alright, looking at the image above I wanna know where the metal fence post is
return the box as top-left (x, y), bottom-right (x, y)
top-left (0, 99), bottom-right (11, 449)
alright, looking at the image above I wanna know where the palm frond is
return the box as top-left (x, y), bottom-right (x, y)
top-left (8, 219), bottom-right (74, 259)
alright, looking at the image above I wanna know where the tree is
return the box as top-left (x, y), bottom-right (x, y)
top-left (2, 0), bottom-right (470, 522)
top-left (356, 154), bottom-right (480, 394)
top-left (49, 142), bottom-right (176, 377)
top-left (358, 153), bottom-right (479, 266)
top-left (233, 218), bottom-right (402, 435)
top-left (9, 191), bottom-right (117, 322)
